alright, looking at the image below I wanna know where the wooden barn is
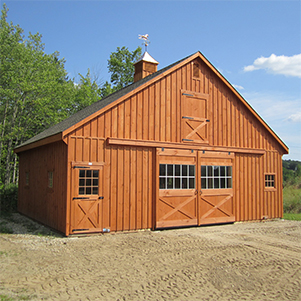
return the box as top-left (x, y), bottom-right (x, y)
top-left (15, 51), bottom-right (289, 236)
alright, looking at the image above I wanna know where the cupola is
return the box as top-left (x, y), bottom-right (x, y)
top-left (134, 51), bottom-right (159, 82)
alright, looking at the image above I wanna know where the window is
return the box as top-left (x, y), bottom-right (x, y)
top-left (79, 169), bottom-right (99, 195)
top-left (25, 172), bottom-right (29, 186)
top-left (201, 165), bottom-right (232, 189)
top-left (159, 164), bottom-right (195, 189)
top-left (48, 171), bottom-right (53, 188)
top-left (265, 174), bottom-right (275, 188)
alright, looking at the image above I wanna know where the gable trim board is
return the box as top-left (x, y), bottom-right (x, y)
top-left (15, 51), bottom-right (288, 236)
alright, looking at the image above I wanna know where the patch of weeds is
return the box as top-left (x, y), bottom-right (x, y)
top-left (0, 251), bottom-right (8, 256)
top-left (0, 294), bottom-right (14, 301)
top-left (24, 223), bottom-right (39, 233)
top-left (18, 295), bottom-right (33, 300)
top-left (0, 222), bottom-right (13, 234)
top-left (283, 213), bottom-right (301, 221)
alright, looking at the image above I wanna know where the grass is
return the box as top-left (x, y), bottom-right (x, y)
top-left (0, 221), bottom-right (13, 234)
top-left (283, 213), bottom-right (301, 221)
top-left (0, 294), bottom-right (14, 301)
top-left (283, 186), bottom-right (301, 214)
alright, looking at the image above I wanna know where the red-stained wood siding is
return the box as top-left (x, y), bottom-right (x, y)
top-left (67, 136), bottom-right (153, 232)
top-left (18, 141), bottom-right (67, 233)
top-left (68, 59), bottom-right (284, 154)
top-left (64, 58), bottom-right (285, 232)
top-left (17, 54), bottom-right (286, 235)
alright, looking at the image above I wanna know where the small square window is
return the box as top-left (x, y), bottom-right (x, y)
top-left (265, 174), bottom-right (275, 188)
top-left (79, 168), bottom-right (99, 195)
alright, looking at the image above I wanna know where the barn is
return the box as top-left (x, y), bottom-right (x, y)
top-left (15, 51), bottom-right (289, 236)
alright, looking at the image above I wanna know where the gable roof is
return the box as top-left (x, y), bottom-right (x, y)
top-left (15, 51), bottom-right (288, 154)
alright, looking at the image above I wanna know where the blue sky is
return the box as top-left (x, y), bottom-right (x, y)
top-left (2, 0), bottom-right (301, 160)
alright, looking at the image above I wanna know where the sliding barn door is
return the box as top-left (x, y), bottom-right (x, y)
top-left (70, 163), bottom-right (103, 234)
top-left (181, 91), bottom-right (209, 144)
top-left (156, 149), bottom-right (198, 228)
top-left (198, 152), bottom-right (235, 225)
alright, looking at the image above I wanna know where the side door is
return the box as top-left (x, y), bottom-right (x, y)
top-left (156, 149), bottom-right (198, 228)
top-left (181, 91), bottom-right (210, 144)
top-left (70, 163), bottom-right (104, 234)
top-left (198, 151), bottom-right (235, 225)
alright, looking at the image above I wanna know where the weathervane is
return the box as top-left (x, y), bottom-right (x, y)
top-left (138, 34), bottom-right (150, 52)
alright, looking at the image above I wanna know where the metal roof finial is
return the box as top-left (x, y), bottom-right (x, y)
top-left (138, 34), bottom-right (150, 52)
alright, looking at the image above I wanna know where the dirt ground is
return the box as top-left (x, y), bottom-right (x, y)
top-left (0, 214), bottom-right (300, 301)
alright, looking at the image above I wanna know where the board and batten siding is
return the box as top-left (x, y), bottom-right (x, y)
top-left (67, 59), bottom-right (284, 154)
top-left (233, 150), bottom-right (283, 222)
top-left (18, 141), bottom-right (68, 233)
top-left (65, 58), bottom-right (284, 233)
top-left (67, 135), bottom-right (154, 232)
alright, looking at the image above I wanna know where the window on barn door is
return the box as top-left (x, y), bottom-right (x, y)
top-left (78, 169), bottom-right (99, 195)
top-left (201, 165), bottom-right (232, 189)
top-left (159, 164), bottom-right (195, 189)
top-left (265, 174), bottom-right (275, 189)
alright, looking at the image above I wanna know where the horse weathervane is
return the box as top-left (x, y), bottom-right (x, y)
top-left (138, 34), bottom-right (150, 52)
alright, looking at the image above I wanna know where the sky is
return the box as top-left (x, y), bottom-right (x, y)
top-left (2, 0), bottom-right (301, 160)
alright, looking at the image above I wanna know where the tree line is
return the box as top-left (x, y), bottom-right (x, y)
top-left (0, 4), bottom-right (141, 188)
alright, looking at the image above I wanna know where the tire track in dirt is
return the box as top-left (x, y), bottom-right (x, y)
top-left (0, 219), bottom-right (300, 300)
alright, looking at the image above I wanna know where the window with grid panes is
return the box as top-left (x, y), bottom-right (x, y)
top-left (265, 174), bottom-right (275, 188)
top-left (159, 164), bottom-right (195, 189)
top-left (78, 169), bottom-right (99, 195)
top-left (201, 165), bottom-right (232, 189)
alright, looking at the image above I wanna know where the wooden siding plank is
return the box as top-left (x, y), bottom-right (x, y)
top-left (103, 144), bottom-right (111, 229)
top-left (149, 84), bottom-right (155, 141)
top-left (176, 69), bottom-right (181, 143)
top-left (110, 146), bottom-right (117, 231)
top-left (118, 102), bottom-right (124, 139)
top-left (130, 148), bottom-right (137, 229)
top-left (124, 99), bottom-right (131, 139)
top-left (160, 80), bottom-right (166, 141)
top-left (165, 75), bottom-right (171, 141)
top-left (142, 149), bottom-right (148, 228)
top-left (112, 107), bottom-right (118, 138)
top-left (136, 148), bottom-right (142, 228)
top-left (143, 89), bottom-right (149, 140)
top-left (130, 95), bottom-right (137, 140)
top-left (154, 82), bottom-right (160, 141)
top-left (171, 72), bottom-right (176, 143)
top-left (117, 146), bottom-right (124, 231)
top-left (124, 147), bottom-right (130, 230)
top-left (137, 92), bottom-right (143, 140)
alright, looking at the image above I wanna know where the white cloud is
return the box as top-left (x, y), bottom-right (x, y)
top-left (244, 54), bottom-right (301, 78)
top-left (232, 84), bottom-right (244, 90)
top-left (243, 92), bottom-right (301, 123)
top-left (288, 112), bottom-right (301, 123)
